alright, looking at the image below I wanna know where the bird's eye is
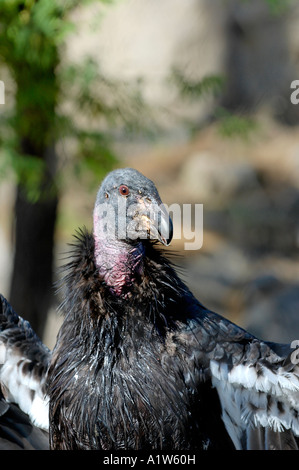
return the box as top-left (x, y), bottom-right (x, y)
top-left (119, 185), bottom-right (130, 196)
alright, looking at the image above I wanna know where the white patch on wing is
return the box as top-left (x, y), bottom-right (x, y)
top-left (210, 359), bottom-right (299, 448)
top-left (229, 364), bottom-right (257, 389)
top-left (210, 374), bottom-right (245, 449)
top-left (0, 346), bottom-right (49, 431)
top-left (0, 342), bottom-right (6, 364)
top-left (30, 393), bottom-right (49, 429)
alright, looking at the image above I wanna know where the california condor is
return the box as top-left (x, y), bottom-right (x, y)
top-left (1, 167), bottom-right (299, 450)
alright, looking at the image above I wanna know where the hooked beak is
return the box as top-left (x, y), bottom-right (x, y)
top-left (155, 203), bottom-right (173, 246)
top-left (132, 198), bottom-right (173, 246)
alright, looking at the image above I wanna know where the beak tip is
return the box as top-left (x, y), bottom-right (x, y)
top-left (135, 199), bottom-right (173, 246)
top-left (159, 218), bottom-right (173, 246)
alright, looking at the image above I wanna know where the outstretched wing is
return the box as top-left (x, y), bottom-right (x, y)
top-left (190, 308), bottom-right (299, 450)
top-left (0, 294), bottom-right (50, 434)
top-left (0, 393), bottom-right (49, 450)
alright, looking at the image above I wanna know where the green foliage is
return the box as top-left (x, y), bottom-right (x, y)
top-left (0, 0), bottom-right (70, 69)
top-left (216, 108), bottom-right (258, 140)
top-left (252, 0), bottom-right (291, 15)
top-left (1, 147), bottom-right (46, 202)
top-left (171, 69), bottom-right (258, 139)
top-left (71, 129), bottom-right (118, 189)
top-left (170, 0), bottom-right (292, 139)
top-left (60, 58), bottom-right (152, 135)
top-left (0, 0), bottom-right (147, 201)
top-left (56, 56), bottom-right (154, 189)
top-left (171, 68), bottom-right (226, 100)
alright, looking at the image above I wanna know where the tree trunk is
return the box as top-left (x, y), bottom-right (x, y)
top-left (7, 38), bottom-right (59, 339)
top-left (9, 181), bottom-right (58, 339)
top-left (9, 132), bottom-right (58, 339)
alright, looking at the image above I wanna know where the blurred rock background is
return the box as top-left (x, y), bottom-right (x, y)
top-left (1, 0), bottom-right (299, 348)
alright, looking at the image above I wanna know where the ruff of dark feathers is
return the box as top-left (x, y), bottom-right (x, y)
top-left (48, 228), bottom-right (235, 450)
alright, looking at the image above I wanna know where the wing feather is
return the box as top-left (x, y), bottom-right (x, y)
top-left (209, 338), bottom-right (299, 449)
top-left (182, 308), bottom-right (299, 449)
top-left (0, 294), bottom-right (50, 431)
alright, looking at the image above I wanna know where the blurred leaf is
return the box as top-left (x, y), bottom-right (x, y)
top-left (0, 145), bottom-right (46, 202)
top-left (242, 0), bottom-right (292, 15)
top-left (0, 0), bottom-right (158, 201)
top-left (60, 57), bottom-right (157, 137)
top-left (171, 68), bottom-right (259, 140)
top-left (171, 69), bottom-right (226, 99)
top-left (71, 128), bottom-right (118, 188)
top-left (263, 0), bottom-right (291, 14)
top-left (216, 108), bottom-right (258, 139)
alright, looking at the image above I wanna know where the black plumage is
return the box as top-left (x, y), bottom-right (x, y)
top-left (48, 229), bottom-right (235, 450)
top-left (1, 167), bottom-right (299, 450)
top-left (0, 394), bottom-right (49, 450)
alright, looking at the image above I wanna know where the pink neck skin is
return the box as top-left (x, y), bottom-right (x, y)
top-left (93, 211), bottom-right (144, 297)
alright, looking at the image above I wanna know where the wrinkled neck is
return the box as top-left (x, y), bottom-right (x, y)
top-left (93, 215), bottom-right (144, 297)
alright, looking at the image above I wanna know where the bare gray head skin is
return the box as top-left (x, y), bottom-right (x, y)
top-left (93, 168), bottom-right (173, 296)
